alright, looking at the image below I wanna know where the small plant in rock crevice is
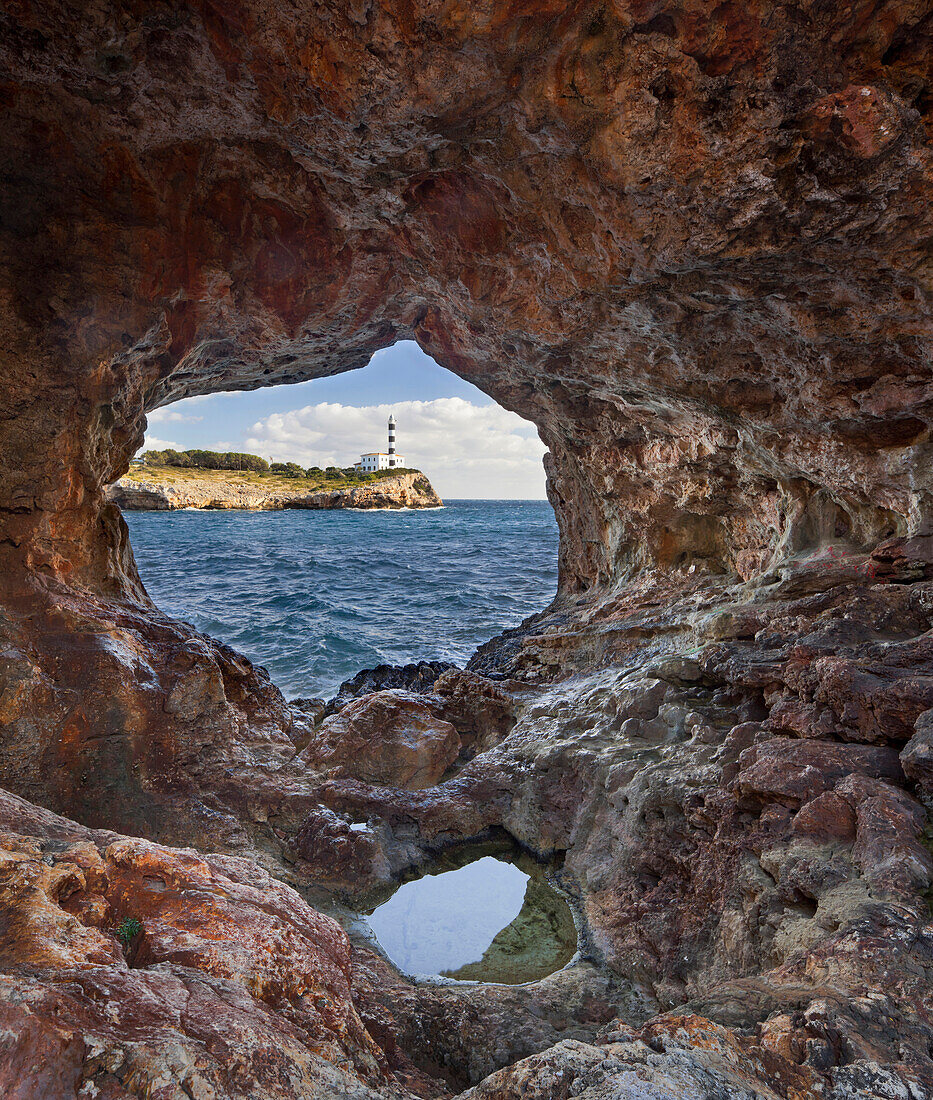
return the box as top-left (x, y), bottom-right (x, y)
top-left (116, 916), bottom-right (142, 948)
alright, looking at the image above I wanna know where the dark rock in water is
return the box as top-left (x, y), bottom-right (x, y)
top-left (326, 661), bottom-right (457, 715)
top-left (468, 613), bottom-right (553, 680)
top-left (291, 697), bottom-right (328, 721)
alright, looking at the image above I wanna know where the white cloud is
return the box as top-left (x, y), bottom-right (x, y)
top-left (141, 433), bottom-right (180, 451)
top-left (148, 408), bottom-right (204, 424)
top-left (244, 398), bottom-right (547, 499)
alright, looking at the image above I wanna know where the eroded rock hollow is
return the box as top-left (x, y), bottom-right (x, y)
top-left (2, 1), bottom-right (933, 1097)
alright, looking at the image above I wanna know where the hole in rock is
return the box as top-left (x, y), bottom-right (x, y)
top-left (122, 342), bottom-right (557, 698)
top-left (360, 844), bottom-right (579, 985)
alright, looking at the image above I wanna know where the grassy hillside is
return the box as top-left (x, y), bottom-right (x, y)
top-left (122, 464), bottom-right (422, 493)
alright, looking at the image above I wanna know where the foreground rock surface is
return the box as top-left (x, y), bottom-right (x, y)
top-left (0, 788), bottom-right (391, 1100)
top-left (107, 470), bottom-right (443, 510)
top-left (299, 691), bottom-right (461, 790)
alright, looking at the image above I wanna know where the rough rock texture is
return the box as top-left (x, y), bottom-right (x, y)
top-left (299, 560), bottom-right (933, 1097)
top-left (0, 787), bottom-right (393, 1100)
top-left (299, 691), bottom-right (461, 790)
top-left (430, 669), bottom-right (518, 755)
top-left (327, 662), bottom-right (458, 715)
top-left (107, 470), bottom-right (443, 510)
top-left (3, 1), bottom-right (933, 1097)
top-left (463, 1018), bottom-right (826, 1100)
top-left (3, 0), bottom-right (933, 599)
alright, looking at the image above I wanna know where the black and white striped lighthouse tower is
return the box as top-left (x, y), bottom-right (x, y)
top-left (387, 414), bottom-right (397, 467)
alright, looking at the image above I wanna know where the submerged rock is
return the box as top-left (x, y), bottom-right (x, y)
top-left (444, 874), bottom-right (577, 985)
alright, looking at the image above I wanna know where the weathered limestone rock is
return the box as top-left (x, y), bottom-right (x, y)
top-left (0, 787), bottom-right (391, 1100)
top-left (900, 707), bottom-right (933, 793)
top-left (2, 0), bottom-right (933, 602)
top-left (463, 1017), bottom-right (823, 1100)
top-left (733, 739), bottom-right (905, 808)
top-left (300, 692), bottom-right (461, 790)
top-left (430, 669), bottom-right (518, 754)
top-left (107, 470), bottom-right (443, 510)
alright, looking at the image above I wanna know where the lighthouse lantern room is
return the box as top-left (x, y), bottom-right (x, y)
top-left (357, 415), bottom-right (406, 472)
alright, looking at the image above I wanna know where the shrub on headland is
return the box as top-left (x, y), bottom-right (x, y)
top-left (142, 449), bottom-right (269, 472)
top-left (270, 461), bottom-right (306, 478)
top-left (137, 450), bottom-right (420, 484)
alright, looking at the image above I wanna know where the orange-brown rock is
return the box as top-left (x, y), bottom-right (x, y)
top-left (733, 738), bottom-right (904, 808)
top-left (300, 691), bottom-right (461, 790)
top-left (430, 669), bottom-right (518, 754)
top-left (0, 787), bottom-right (391, 1099)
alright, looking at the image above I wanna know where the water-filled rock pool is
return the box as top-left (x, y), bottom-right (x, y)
top-left (362, 849), bottom-right (578, 984)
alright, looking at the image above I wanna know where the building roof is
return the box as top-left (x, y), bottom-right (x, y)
top-left (359, 452), bottom-right (390, 457)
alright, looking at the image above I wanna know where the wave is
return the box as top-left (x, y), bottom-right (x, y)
top-left (125, 500), bottom-right (557, 698)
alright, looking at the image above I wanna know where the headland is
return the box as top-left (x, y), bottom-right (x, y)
top-left (107, 466), bottom-right (443, 511)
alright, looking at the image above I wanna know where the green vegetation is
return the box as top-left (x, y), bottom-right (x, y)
top-left (269, 461), bottom-right (306, 478)
top-left (128, 451), bottom-right (420, 492)
top-left (116, 916), bottom-right (142, 946)
top-left (144, 448), bottom-right (269, 472)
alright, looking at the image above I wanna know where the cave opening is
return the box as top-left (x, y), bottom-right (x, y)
top-left (118, 340), bottom-right (559, 699)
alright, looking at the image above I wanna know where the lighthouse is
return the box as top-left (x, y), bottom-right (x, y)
top-left (356, 414), bottom-right (406, 473)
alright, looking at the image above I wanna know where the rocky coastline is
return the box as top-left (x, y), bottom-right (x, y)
top-left (106, 470), bottom-right (443, 511)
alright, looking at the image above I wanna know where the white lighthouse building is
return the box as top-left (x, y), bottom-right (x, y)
top-left (357, 415), bottom-right (405, 473)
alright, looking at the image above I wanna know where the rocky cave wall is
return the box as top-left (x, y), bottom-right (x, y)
top-left (4, 4), bottom-right (933, 1098)
top-left (2, 0), bottom-right (932, 604)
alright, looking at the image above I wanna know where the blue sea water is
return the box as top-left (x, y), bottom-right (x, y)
top-left (125, 500), bottom-right (558, 699)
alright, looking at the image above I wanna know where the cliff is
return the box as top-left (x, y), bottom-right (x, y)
top-left (105, 470), bottom-right (443, 511)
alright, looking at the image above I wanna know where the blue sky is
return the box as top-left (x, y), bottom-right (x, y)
top-left (144, 341), bottom-right (548, 499)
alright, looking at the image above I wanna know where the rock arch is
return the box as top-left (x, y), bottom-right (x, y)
top-left (3, 3), bottom-right (931, 607)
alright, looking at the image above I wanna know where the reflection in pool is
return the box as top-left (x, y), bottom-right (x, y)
top-left (364, 854), bottom-right (577, 984)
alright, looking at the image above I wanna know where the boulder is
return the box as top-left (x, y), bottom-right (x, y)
top-left (900, 708), bottom-right (933, 792)
top-left (431, 668), bottom-right (517, 753)
top-left (301, 691), bottom-right (460, 790)
top-left (733, 738), bottom-right (904, 808)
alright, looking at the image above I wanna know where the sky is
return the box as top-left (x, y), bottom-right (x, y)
top-left (142, 341), bottom-right (548, 499)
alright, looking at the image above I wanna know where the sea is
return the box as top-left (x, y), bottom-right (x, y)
top-left (125, 500), bottom-right (558, 700)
